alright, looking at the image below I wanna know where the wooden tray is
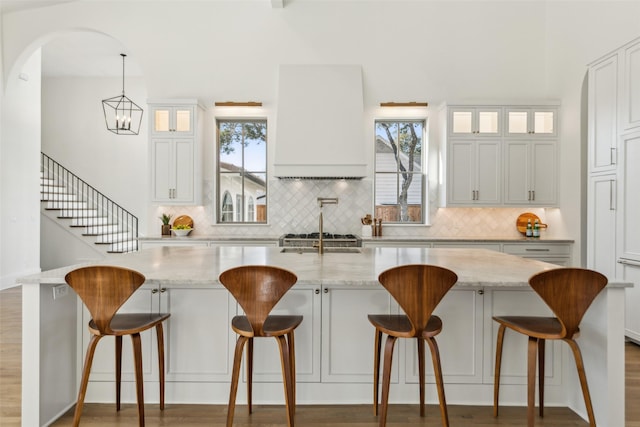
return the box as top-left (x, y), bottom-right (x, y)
top-left (173, 215), bottom-right (194, 229)
top-left (516, 212), bottom-right (547, 235)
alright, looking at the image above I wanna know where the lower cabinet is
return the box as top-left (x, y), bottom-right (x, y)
top-left (80, 283), bottom-right (563, 402)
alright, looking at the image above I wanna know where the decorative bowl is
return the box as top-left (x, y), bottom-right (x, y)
top-left (171, 228), bottom-right (192, 237)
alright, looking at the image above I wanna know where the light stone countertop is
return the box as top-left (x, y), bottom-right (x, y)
top-left (138, 235), bottom-right (574, 243)
top-left (19, 246), bottom-right (627, 289)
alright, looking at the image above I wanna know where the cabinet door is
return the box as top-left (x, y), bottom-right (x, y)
top-left (587, 175), bottom-right (617, 279)
top-left (151, 106), bottom-right (194, 137)
top-left (505, 108), bottom-right (556, 137)
top-left (151, 139), bottom-right (195, 204)
top-left (447, 140), bottom-right (501, 205)
top-left (405, 289), bottom-right (483, 384)
top-left (162, 286), bottom-right (234, 382)
top-left (321, 286), bottom-right (397, 383)
top-left (588, 54), bottom-right (619, 173)
top-left (622, 42), bottom-right (640, 131)
top-left (529, 141), bottom-right (557, 205)
top-left (250, 286), bottom-right (321, 383)
top-left (449, 108), bottom-right (501, 137)
top-left (504, 141), bottom-right (556, 206)
top-left (503, 141), bottom-right (530, 204)
top-left (483, 289), bottom-right (561, 386)
top-left (618, 131), bottom-right (640, 262)
top-left (620, 262), bottom-right (640, 342)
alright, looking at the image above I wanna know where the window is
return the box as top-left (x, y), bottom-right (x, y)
top-left (217, 120), bottom-right (267, 223)
top-left (374, 120), bottom-right (426, 223)
top-left (221, 191), bottom-right (234, 222)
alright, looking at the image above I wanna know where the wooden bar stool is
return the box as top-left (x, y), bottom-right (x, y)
top-left (219, 265), bottom-right (302, 427)
top-left (64, 265), bottom-right (171, 427)
top-left (368, 264), bottom-right (458, 427)
top-left (493, 267), bottom-right (608, 427)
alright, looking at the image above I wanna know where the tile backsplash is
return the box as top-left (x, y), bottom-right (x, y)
top-left (150, 179), bottom-right (555, 239)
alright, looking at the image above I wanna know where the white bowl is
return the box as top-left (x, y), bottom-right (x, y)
top-left (171, 228), bottom-right (192, 237)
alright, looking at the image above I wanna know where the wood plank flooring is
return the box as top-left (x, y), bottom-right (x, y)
top-left (2, 285), bottom-right (638, 426)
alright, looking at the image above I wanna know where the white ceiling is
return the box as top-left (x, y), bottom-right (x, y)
top-left (0, 0), bottom-right (77, 13)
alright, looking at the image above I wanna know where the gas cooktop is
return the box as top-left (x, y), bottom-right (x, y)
top-left (279, 233), bottom-right (361, 247)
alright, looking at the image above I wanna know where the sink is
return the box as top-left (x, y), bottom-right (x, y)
top-left (280, 247), bottom-right (362, 254)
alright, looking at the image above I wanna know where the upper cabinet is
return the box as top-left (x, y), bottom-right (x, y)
top-left (588, 54), bottom-right (619, 174)
top-left (148, 99), bottom-right (203, 205)
top-left (622, 42), bottom-right (640, 132)
top-left (505, 107), bottom-right (557, 137)
top-left (448, 107), bottom-right (502, 137)
top-left (150, 105), bottom-right (195, 137)
top-left (443, 103), bottom-right (558, 207)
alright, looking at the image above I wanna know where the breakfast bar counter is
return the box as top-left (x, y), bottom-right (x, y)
top-left (19, 246), bottom-right (629, 426)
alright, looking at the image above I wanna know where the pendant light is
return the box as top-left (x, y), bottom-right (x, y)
top-left (102, 53), bottom-right (143, 135)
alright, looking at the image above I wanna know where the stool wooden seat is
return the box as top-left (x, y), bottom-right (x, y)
top-left (493, 267), bottom-right (608, 427)
top-left (368, 264), bottom-right (458, 427)
top-left (219, 265), bottom-right (302, 427)
top-left (64, 266), bottom-right (170, 427)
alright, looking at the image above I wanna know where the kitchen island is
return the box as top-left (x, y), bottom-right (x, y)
top-left (19, 246), bottom-right (628, 426)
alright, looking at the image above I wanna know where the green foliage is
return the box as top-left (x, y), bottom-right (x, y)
top-left (159, 213), bottom-right (172, 225)
top-left (219, 121), bottom-right (267, 155)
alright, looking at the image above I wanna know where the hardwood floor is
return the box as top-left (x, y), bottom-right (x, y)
top-left (1, 285), bottom-right (638, 426)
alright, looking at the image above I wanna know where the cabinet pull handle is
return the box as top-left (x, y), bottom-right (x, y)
top-left (531, 190), bottom-right (535, 201)
top-left (475, 190), bottom-right (479, 200)
top-left (526, 248), bottom-right (550, 252)
top-left (315, 289), bottom-right (320, 294)
top-left (528, 190), bottom-right (531, 201)
top-left (151, 288), bottom-right (159, 294)
top-left (611, 147), bottom-right (616, 165)
top-left (477, 289), bottom-right (484, 295)
top-left (618, 258), bottom-right (640, 267)
top-left (323, 288), bottom-right (329, 294)
top-left (160, 288), bottom-right (167, 293)
top-left (610, 179), bottom-right (616, 211)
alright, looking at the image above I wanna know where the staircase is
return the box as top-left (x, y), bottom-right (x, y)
top-left (41, 153), bottom-right (138, 254)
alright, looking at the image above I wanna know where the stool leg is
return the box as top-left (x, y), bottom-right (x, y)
top-left (247, 337), bottom-right (253, 414)
top-left (373, 329), bottom-right (382, 416)
top-left (288, 331), bottom-right (296, 410)
top-left (73, 335), bottom-right (101, 427)
top-left (426, 337), bottom-right (449, 427)
top-left (379, 335), bottom-right (397, 427)
top-left (228, 336), bottom-right (248, 427)
top-left (527, 336), bottom-right (537, 427)
top-left (538, 338), bottom-right (545, 418)
top-left (155, 323), bottom-right (166, 410)
top-left (417, 337), bottom-right (426, 417)
top-left (116, 335), bottom-right (122, 411)
top-left (276, 334), bottom-right (295, 427)
top-left (131, 332), bottom-right (145, 427)
top-left (566, 339), bottom-right (596, 427)
top-left (493, 324), bottom-right (506, 417)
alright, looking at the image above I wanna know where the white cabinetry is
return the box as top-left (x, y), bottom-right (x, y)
top-left (502, 243), bottom-right (571, 266)
top-left (448, 107), bottom-right (501, 137)
top-left (444, 103), bottom-right (558, 207)
top-left (447, 140), bottom-right (501, 205)
top-left (622, 42), bottom-right (640, 131)
top-left (503, 140), bottom-right (557, 205)
top-left (504, 107), bottom-right (557, 137)
top-left (587, 36), bottom-right (640, 342)
top-left (588, 54), bottom-right (619, 174)
top-left (149, 100), bottom-right (203, 205)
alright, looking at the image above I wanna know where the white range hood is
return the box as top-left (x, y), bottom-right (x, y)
top-left (274, 64), bottom-right (366, 179)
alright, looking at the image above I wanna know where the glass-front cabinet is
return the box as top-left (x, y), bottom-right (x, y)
top-left (505, 107), bottom-right (557, 137)
top-left (151, 105), bottom-right (195, 137)
top-left (448, 107), bottom-right (502, 137)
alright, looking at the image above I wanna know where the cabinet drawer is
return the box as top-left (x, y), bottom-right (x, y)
top-left (503, 243), bottom-right (571, 256)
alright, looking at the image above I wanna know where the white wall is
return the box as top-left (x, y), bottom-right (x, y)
top-left (1, 48), bottom-right (42, 289)
top-left (3, 1), bottom-right (640, 275)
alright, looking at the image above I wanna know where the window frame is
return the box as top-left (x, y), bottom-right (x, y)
top-left (216, 118), bottom-right (268, 224)
top-left (373, 118), bottom-right (428, 225)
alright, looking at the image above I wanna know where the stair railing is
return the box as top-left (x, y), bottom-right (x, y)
top-left (41, 152), bottom-right (138, 253)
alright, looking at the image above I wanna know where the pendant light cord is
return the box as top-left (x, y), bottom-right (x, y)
top-left (121, 53), bottom-right (126, 96)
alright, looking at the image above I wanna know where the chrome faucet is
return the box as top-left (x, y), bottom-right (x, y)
top-left (315, 198), bottom-right (338, 254)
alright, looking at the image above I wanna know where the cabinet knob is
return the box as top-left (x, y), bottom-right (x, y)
top-left (151, 288), bottom-right (158, 294)
top-left (324, 288), bottom-right (329, 294)
top-left (315, 289), bottom-right (320, 294)
top-left (477, 289), bottom-right (484, 295)
top-left (160, 288), bottom-right (167, 293)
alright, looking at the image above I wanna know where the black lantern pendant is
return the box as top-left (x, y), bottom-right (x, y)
top-left (102, 54), bottom-right (143, 135)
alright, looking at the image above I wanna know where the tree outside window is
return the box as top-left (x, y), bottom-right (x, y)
top-left (217, 120), bottom-right (267, 223)
top-left (374, 120), bottom-right (425, 223)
